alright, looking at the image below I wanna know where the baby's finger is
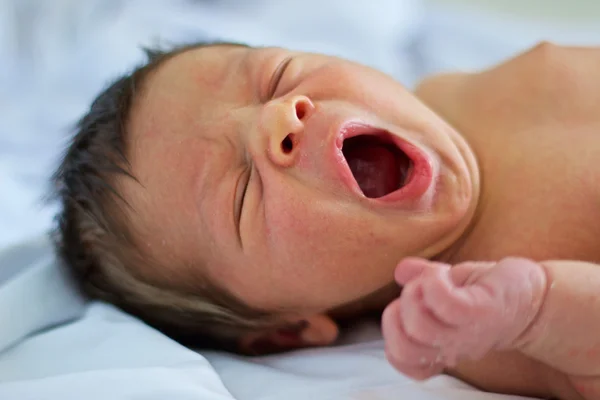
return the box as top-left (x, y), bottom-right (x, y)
top-left (395, 257), bottom-right (450, 286)
top-left (386, 355), bottom-right (444, 381)
top-left (382, 301), bottom-right (445, 380)
top-left (399, 281), bottom-right (455, 345)
top-left (420, 267), bottom-right (480, 326)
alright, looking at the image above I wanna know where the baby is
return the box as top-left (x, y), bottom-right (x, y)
top-left (52, 41), bottom-right (600, 400)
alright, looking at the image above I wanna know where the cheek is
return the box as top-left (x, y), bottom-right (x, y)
top-left (264, 191), bottom-right (341, 270)
top-left (262, 186), bottom-right (396, 307)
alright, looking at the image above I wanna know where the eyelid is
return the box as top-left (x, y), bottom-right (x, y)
top-left (234, 166), bottom-right (251, 243)
top-left (267, 56), bottom-right (293, 99)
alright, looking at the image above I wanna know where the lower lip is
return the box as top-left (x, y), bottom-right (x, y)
top-left (335, 122), bottom-right (435, 205)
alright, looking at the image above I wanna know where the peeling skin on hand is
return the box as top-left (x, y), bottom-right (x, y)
top-left (382, 257), bottom-right (548, 378)
top-left (384, 256), bottom-right (600, 400)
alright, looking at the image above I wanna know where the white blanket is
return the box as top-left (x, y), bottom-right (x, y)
top-left (2, 1), bottom-right (600, 399)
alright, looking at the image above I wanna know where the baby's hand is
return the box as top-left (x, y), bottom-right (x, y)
top-left (382, 257), bottom-right (547, 380)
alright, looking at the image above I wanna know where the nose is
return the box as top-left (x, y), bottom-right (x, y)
top-left (264, 95), bottom-right (315, 168)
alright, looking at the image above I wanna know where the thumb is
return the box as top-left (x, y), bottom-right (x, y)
top-left (395, 257), bottom-right (450, 286)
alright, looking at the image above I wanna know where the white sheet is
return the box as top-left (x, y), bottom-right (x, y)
top-left (0, 236), bottom-right (235, 400)
top-left (0, 236), bottom-right (532, 400)
top-left (204, 326), bottom-right (533, 400)
top-left (2, 1), bottom-right (600, 399)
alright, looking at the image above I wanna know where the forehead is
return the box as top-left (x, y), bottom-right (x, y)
top-left (141, 45), bottom-right (251, 121)
top-left (120, 45), bottom-right (255, 277)
top-left (128, 44), bottom-right (256, 172)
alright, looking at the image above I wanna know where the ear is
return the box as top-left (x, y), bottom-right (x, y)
top-left (238, 314), bottom-right (339, 355)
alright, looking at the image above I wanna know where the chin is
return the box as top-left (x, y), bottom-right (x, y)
top-left (328, 281), bottom-right (401, 321)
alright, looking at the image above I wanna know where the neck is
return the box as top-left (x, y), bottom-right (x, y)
top-left (432, 197), bottom-right (486, 264)
top-left (432, 126), bottom-right (486, 265)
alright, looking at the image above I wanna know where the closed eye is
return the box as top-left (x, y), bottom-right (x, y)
top-left (234, 166), bottom-right (251, 244)
top-left (268, 57), bottom-right (293, 99)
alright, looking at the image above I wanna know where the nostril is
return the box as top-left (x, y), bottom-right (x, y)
top-left (281, 134), bottom-right (294, 154)
top-left (295, 101), bottom-right (307, 120)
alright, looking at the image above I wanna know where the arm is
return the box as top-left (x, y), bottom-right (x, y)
top-left (382, 257), bottom-right (600, 400)
top-left (517, 260), bottom-right (600, 399)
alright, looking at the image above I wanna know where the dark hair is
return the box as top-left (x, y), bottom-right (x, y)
top-left (51, 41), bottom-right (278, 351)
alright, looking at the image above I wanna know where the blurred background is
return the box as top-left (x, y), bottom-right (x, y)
top-left (431, 0), bottom-right (600, 21)
top-left (0, 0), bottom-right (599, 249)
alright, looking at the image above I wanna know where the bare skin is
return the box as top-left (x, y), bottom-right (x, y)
top-left (123, 42), bottom-right (600, 399)
top-left (387, 43), bottom-right (600, 399)
top-left (124, 44), bottom-right (479, 322)
top-left (383, 258), bottom-right (600, 400)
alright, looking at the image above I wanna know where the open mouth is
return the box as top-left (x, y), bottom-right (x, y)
top-left (341, 132), bottom-right (413, 198)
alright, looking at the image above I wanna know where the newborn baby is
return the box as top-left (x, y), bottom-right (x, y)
top-left (52, 41), bottom-right (600, 400)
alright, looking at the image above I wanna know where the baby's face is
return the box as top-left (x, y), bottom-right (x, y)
top-left (123, 45), bottom-right (479, 316)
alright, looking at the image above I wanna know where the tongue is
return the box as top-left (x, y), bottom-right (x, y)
top-left (345, 144), bottom-right (401, 198)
